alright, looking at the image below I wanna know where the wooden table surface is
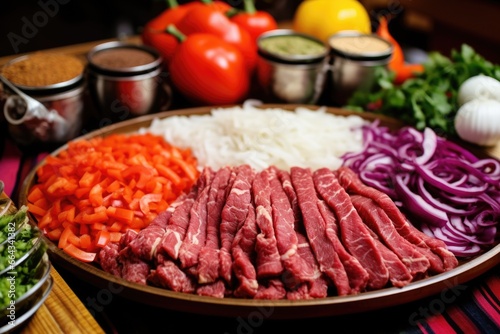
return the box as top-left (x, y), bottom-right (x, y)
top-left (1, 35), bottom-right (499, 334)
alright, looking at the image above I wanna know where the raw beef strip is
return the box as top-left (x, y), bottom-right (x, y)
top-left (128, 224), bottom-right (166, 261)
top-left (177, 168), bottom-right (214, 269)
top-left (160, 168), bottom-right (211, 260)
top-left (291, 233), bottom-right (328, 299)
top-left (148, 257), bottom-right (196, 293)
top-left (313, 168), bottom-right (389, 290)
top-left (119, 229), bottom-right (138, 247)
top-left (317, 199), bottom-right (369, 293)
top-left (276, 169), bottom-right (301, 225)
top-left (335, 166), bottom-right (458, 272)
top-left (365, 226), bottom-right (413, 287)
top-left (269, 169), bottom-right (316, 286)
top-left (196, 280), bottom-right (226, 298)
top-left (232, 204), bottom-right (259, 298)
top-left (97, 243), bottom-right (122, 277)
top-left (254, 279), bottom-right (286, 300)
top-left (219, 165), bottom-right (254, 283)
top-left (253, 168), bottom-right (284, 278)
top-left (119, 248), bottom-right (150, 285)
top-left (197, 166), bottom-right (233, 284)
top-left (277, 170), bottom-right (328, 298)
top-left (350, 195), bottom-right (431, 277)
top-left (121, 204), bottom-right (179, 261)
top-left (290, 167), bottom-right (351, 296)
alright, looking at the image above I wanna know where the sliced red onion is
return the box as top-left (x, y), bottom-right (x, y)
top-left (414, 163), bottom-right (488, 197)
top-left (341, 123), bottom-right (500, 257)
top-left (394, 174), bottom-right (449, 227)
top-left (414, 127), bottom-right (437, 165)
top-left (445, 244), bottom-right (481, 257)
top-left (416, 177), bottom-right (476, 215)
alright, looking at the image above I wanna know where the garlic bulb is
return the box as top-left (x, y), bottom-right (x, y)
top-left (454, 99), bottom-right (500, 146)
top-left (457, 74), bottom-right (500, 106)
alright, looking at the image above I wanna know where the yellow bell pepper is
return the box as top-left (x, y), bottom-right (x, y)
top-left (292, 0), bottom-right (372, 42)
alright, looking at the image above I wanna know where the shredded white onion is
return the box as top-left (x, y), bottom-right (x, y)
top-left (140, 103), bottom-right (367, 172)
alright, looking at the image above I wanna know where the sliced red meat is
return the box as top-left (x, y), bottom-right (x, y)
top-left (97, 242), bottom-right (122, 277)
top-left (292, 233), bottom-right (328, 299)
top-left (197, 166), bottom-right (233, 284)
top-left (119, 248), bottom-right (150, 285)
top-left (253, 168), bottom-right (284, 277)
top-left (125, 203), bottom-right (179, 261)
top-left (335, 166), bottom-right (458, 272)
top-left (290, 167), bottom-right (351, 296)
top-left (317, 199), bottom-right (369, 293)
top-left (196, 280), bottom-right (226, 298)
top-left (119, 229), bottom-right (138, 248)
top-left (159, 168), bottom-right (210, 260)
top-left (178, 168), bottom-right (214, 269)
top-left (313, 168), bottom-right (389, 290)
top-left (254, 279), bottom-right (286, 300)
top-left (219, 165), bottom-right (254, 283)
top-left (277, 169), bottom-right (328, 297)
top-left (269, 168), bottom-right (317, 286)
top-left (128, 224), bottom-right (165, 261)
top-left (232, 204), bottom-right (259, 298)
top-left (365, 226), bottom-right (413, 287)
top-left (148, 257), bottom-right (196, 293)
top-left (350, 194), bottom-right (431, 277)
top-left (276, 169), bottom-right (301, 225)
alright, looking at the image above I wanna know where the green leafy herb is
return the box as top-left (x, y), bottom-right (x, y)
top-left (0, 205), bottom-right (45, 309)
top-left (344, 44), bottom-right (500, 137)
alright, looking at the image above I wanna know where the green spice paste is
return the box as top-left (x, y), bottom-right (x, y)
top-left (259, 35), bottom-right (326, 57)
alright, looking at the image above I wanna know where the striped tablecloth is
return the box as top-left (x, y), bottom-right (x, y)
top-left (1, 135), bottom-right (499, 334)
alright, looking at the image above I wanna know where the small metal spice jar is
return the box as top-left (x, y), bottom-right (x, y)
top-left (86, 41), bottom-right (171, 124)
top-left (328, 31), bottom-right (393, 106)
top-left (256, 29), bottom-right (329, 104)
top-left (1, 52), bottom-right (86, 146)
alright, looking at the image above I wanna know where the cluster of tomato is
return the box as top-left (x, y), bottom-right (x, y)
top-left (142, 0), bottom-right (278, 106)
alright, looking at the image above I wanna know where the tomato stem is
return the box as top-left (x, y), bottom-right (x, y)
top-left (165, 0), bottom-right (179, 9)
top-left (166, 24), bottom-right (186, 42)
top-left (243, 0), bottom-right (256, 15)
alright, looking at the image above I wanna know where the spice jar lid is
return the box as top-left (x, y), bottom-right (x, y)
top-left (87, 41), bottom-right (163, 76)
top-left (328, 31), bottom-right (393, 62)
top-left (257, 29), bottom-right (328, 64)
top-left (1, 53), bottom-right (84, 92)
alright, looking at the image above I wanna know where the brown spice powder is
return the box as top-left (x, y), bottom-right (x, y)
top-left (1, 52), bottom-right (84, 87)
top-left (91, 48), bottom-right (156, 69)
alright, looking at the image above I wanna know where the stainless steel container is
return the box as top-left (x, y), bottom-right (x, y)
top-left (328, 31), bottom-right (393, 106)
top-left (1, 54), bottom-right (85, 146)
top-left (256, 29), bottom-right (329, 104)
top-left (86, 41), bottom-right (171, 123)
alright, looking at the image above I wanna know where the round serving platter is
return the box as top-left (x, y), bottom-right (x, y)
top-left (18, 104), bottom-right (500, 319)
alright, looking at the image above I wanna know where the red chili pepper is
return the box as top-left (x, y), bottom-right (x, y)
top-left (228, 0), bottom-right (278, 42)
top-left (177, 3), bottom-right (257, 74)
top-left (167, 25), bottom-right (250, 105)
top-left (376, 15), bottom-right (424, 84)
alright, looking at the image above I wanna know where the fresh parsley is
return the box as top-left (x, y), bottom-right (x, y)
top-left (344, 44), bottom-right (500, 137)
